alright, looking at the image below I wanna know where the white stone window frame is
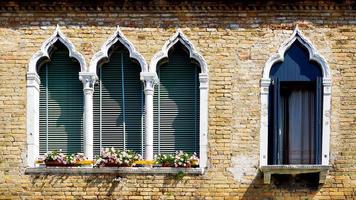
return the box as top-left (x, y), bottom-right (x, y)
top-left (27, 25), bottom-right (87, 167)
top-left (259, 26), bottom-right (332, 168)
top-left (150, 29), bottom-right (209, 169)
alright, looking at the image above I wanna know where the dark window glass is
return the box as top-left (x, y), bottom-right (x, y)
top-left (268, 41), bottom-right (322, 165)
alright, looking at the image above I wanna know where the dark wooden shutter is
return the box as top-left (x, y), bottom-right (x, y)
top-left (315, 77), bottom-right (323, 164)
top-left (272, 78), bottom-right (280, 164)
top-left (93, 50), bottom-right (143, 156)
top-left (153, 47), bottom-right (200, 154)
top-left (39, 47), bottom-right (83, 155)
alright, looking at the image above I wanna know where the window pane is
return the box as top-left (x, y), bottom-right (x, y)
top-left (39, 44), bottom-right (83, 155)
top-left (154, 44), bottom-right (200, 154)
top-left (282, 87), bottom-right (316, 164)
top-left (93, 48), bottom-right (143, 156)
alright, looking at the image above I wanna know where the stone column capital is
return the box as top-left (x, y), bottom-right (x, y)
top-left (140, 72), bottom-right (159, 84)
top-left (27, 72), bottom-right (41, 91)
top-left (199, 73), bottom-right (209, 89)
top-left (79, 72), bottom-right (97, 93)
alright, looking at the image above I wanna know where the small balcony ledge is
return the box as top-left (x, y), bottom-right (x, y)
top-left (25, 167), bottom-right (205, 176)
top-left (260, 165), bottom-right (330, 184)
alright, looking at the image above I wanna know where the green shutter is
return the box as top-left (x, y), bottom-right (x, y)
top-left (39, 45), bottom-right (83, 155)
top-left (154, 46), bottom-right (200, 154)
top-left (93, 48), bottom-right (144, 156)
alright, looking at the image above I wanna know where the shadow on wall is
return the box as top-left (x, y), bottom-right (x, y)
top-left (29, 174), bottom-right (203, 198)
top-left (241, 171), bottom-right (321, 200)
top-left (29, 175), bottom-right (124, 197)
top-left (28, 173), bottom-right (321, 199)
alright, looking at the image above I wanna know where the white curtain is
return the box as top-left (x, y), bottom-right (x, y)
top-left (285, 89), bottom-right (315, 164)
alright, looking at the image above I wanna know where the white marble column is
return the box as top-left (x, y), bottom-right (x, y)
top-left (322, 78), bottom-right (332, 166)
top-left (199, 73), bottom-right (209, 169)
top-left (140, 72), bottom-right (158, 161)
top-left (259, 78), bottom-right (271, 167)
top-left (26, 72), bottom-right (41, 167)
top-left (79, 72), bottom-right (97, 160)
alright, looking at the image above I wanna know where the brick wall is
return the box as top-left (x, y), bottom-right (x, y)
top-left (0, 0), bottom-right (355, 199)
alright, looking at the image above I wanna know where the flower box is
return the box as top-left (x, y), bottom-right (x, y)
top-left (44, 160), bottom-right (79, 167)
top-left (161, 163), bottom-right (175, 167)
top-left (155, 151), bottom-right (200, 168)
top-left (38, 150), bottom-right (89, 167)
top-left (94, 148), bottom-right (141, 168)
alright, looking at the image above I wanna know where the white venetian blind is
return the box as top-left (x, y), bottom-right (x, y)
top-left (39, 44), bottom-right (83, 155)
top-left (93, 46), bottom-right (144, 156)
top-left (153, 44), bottom-right (200, 154)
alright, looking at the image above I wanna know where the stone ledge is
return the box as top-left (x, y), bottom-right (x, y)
top-left (260, 165), bottom-right (330, 184)
top-left (25, 167), bottom-right (205, 176)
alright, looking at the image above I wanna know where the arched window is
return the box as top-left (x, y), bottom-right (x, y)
top-left (93, 44), bottom-right (144, 155)
top-left (38, 42), bottom-right (83, 154)
top-left (27, 26), bottom-right (87, 166)
top-left (268, 40), bottom-right (322, 165)
top-left (90, 27), bottom-right (148, 157)
top-left (259, 27), bottom-right (332, 184)
top-left (150, 30), bottom-right (208, 168)
top-left (154, 43), bottom-right (200, 154)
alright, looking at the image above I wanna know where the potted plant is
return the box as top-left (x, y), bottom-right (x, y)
top-left (174, 151), bottom-right (200, 168)
top-left (117, 149), bottom-right (141, 167)
top-left (189, 152), bottom-right (200, 168)
top-left (95, 147), bottom-right (119, 167)
top-left (66, 153), bottom-right (88, 166)
top-left (154, 151), bottom-right (200, 168)
top-left (95, 147), bottom-right (141, 168)
top-left (154, 154), bottom-right (175, 167)
top-left (42, 150), bottom-right (67, 167)
top-left (41, 150), bottom-right (87, 167)
top-left (174, 151), bottom-right (192, 168)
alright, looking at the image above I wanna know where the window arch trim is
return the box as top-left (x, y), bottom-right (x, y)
top-left (89, 26), bottom-right (148, 74)
top-left (262, 26), bottom-right (331, 81)
top-left (28, 25), bottom-right (86, 75)
top-left (150, 29), bottom-right (208, 75)
top-left (260, 26), bottom-right (332, 167)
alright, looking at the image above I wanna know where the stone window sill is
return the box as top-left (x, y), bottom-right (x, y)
top-left (25, 167), bottom-right (205, 176)
top-left (260, 165), bottom-right (330, 184)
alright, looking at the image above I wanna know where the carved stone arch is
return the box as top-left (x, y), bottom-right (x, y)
top-left (89, 26), bottom-right (148, 74)
top-left (28, 25), bottom-right (86, 75)
top-left (150, 29), bottom-right (208, 75)
top-left (262, 26), bottom-right (331, 81)
top-left (259, 26), bottom-right (332, 170)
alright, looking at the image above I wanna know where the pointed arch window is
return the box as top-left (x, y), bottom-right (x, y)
top-left (150, 30), bottom-right (209, 168)
top-left (259, 28), bottom-right (332, 184)
top-left (93, 44), bottom-right (144, 156)
top-left (38, 42), bottom-right (83, 154)
top-left (154, 43), bottom-right (200, 154)
top-left (89, 27), bottom-right (148, 157)
top-left (268, 40), bottom-right (323, 165)
top-left (27, 26), bottom-right (87, 166)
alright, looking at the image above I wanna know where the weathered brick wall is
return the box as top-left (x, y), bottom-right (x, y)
top-left (0, 0), bottom-right (355, 199)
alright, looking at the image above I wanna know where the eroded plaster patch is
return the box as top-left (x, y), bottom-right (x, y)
top-left (228, 155), bottom-right (259, 183)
